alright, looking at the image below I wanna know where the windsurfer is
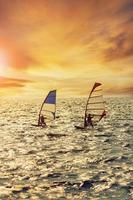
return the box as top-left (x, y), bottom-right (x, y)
top-left (39, 115), bottom-right (46, 127)
top-left (85, 113), bottom-right (93, 128)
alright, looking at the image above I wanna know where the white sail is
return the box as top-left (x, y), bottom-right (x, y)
top-left (84, 82), bottom-right (106, 127)
top-left (38, 90), bottom-right (56, 125)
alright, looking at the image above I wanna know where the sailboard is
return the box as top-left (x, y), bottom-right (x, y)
top-left (32, 90), bottom-right (57, 127)
top-left (75, 82), bottom-right (106, 129)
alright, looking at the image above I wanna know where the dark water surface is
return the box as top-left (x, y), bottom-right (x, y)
top-left (0, 97), bottom-right (133, 199)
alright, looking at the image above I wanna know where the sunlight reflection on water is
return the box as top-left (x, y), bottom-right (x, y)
top-left (0, 97), bottom-right (133, 199)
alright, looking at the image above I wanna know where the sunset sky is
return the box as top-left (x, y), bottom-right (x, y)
top-left (0, 0), bottom-right (132, 97)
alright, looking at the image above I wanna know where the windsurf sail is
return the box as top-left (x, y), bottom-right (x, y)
top-left (38, 90), bottom-right (56, 125)
top-left (84, 82), bottom-right (106, 128)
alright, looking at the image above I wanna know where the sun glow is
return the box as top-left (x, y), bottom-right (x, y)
top-left (0, 50), bottom-right (9, 76)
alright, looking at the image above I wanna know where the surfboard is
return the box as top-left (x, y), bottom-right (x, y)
top-left (75, 125), bottom-right (86, 130)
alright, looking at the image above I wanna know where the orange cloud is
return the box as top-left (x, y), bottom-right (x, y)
top-left (0, 76), bottom-right (32, 88)
top-left (103, 33), bottom-right (133, 61)
top-left (105, 86), bottom-right (133, 95)
top-left (0, 0), bottom-right (132, 96)
top-left (0, 36), bottom-right (38, 71)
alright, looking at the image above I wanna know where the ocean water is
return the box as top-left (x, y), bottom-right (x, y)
top-left (0, 97), bottom-right (133, 200)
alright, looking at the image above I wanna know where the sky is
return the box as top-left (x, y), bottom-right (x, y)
top-left (0, 0), bottom-right (133, 97)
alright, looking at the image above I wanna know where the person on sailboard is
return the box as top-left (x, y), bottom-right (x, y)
top-left (85, 113), bottom-right (94, 128)
top-left (39, 115), bottom-right (46, 127)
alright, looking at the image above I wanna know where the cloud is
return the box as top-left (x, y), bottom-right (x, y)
top-left (0, 76), bottom-right (32, 88)
top-left (118, 0), bottom-right (133, 14)
top-left (0, 0), bottom-right (132, 69)
top-left (0, 0), bottom-right (132, 95)
top-left (32, 74), bottom-right (133, 96)
top-left (0, 36), bottom-right (39, 71)
top-left (11, 52), bottom-right (39, 70)
top-left (103, 33), bottom-right (133, 61)
top-left (105, 86), bottom-right (133, 95)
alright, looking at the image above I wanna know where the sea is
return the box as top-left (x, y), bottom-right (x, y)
top-left (0, 97), bottom-right (133, 200)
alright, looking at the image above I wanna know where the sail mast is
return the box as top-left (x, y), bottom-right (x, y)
top-left (38, 101), bottom-right (45, 125)
top-left (84, 89), bottom-right (92, 127)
